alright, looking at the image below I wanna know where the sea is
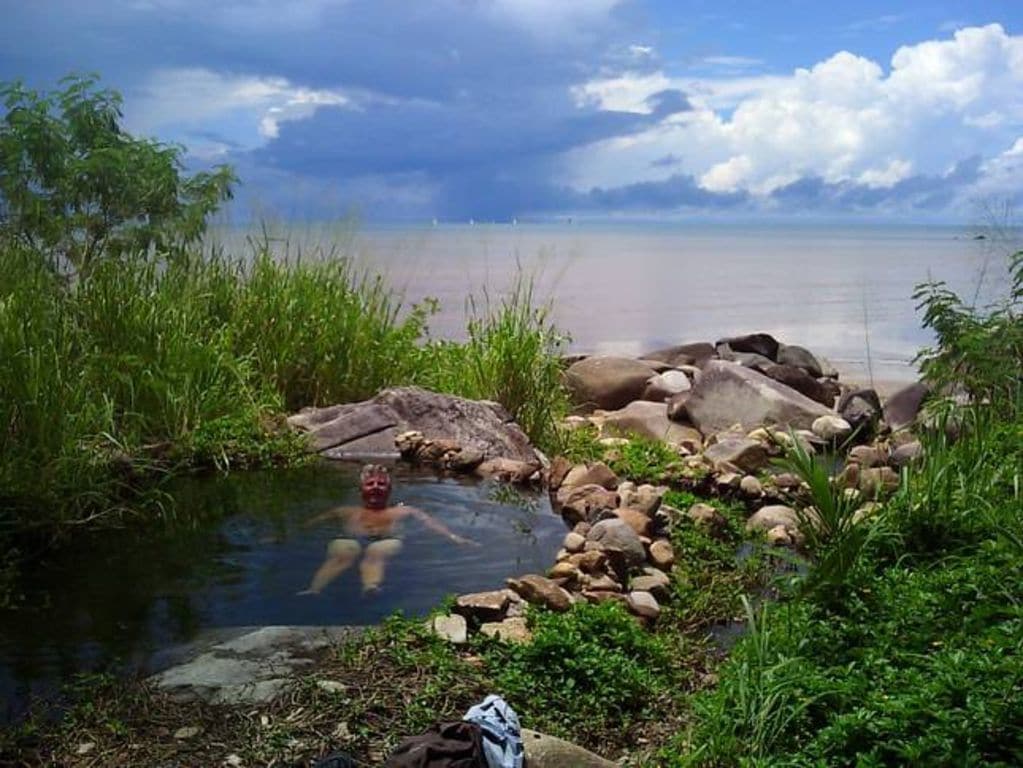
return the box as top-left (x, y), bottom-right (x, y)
top-left (211, 219), bottom-right (1018, 392)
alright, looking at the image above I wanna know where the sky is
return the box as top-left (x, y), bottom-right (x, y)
top-left (1, 0), bottom-right (1021, 222)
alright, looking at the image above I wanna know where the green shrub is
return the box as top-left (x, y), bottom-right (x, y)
top-left (484, 602), bottom-right (669, 740)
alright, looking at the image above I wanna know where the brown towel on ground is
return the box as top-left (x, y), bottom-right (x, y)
top-left (383, 720), bottom-right (486, 768)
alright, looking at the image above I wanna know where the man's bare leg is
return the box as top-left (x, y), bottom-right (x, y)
top-left (360, 538), bottom-right (403, 594)
top-left (300, 538), bottom-right (361, 594)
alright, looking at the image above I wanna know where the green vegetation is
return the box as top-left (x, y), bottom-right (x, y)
top-left (670, 246), bottom-right (1023, 766)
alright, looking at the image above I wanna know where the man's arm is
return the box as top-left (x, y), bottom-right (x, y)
top-left (407, 507), bottom-right (477, 545)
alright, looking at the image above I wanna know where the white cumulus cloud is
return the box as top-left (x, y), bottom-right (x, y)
top-left (564, 23), bottom-right (1023, 210)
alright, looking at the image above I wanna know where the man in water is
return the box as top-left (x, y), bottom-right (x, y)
top-left (300, 464), bottom-right (476, 595)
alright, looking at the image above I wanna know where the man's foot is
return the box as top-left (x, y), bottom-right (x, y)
top-left (361, 583), bottom-right (382, 597)
top-left (297, 588), bottom-right (320, 596)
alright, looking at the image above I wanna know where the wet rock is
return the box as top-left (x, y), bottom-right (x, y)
top-left (890, 440), bottom-right (923, 468)
top-left (556, 484), bottom-right (619, 525)
top-left (475, 457), bottom-right (540, 483)
top-left (547, 455), bottom-right (573, 491)
top-left (683, 361), bottom-right (832, 435)
top-left (599, 400), bottom-right (703, 447)
top-left (614, 507), bottom-right (653, 537)
top-left (717, 332), bottom-right (781, 361)
top-left (648, 539), bottom-right (675, 570)
top-left (704, 438), bottom-right (770, 473)
top-left (506, 575), bottom-right (573, 612)
top-left (563, 357), bottom-right (658, 411)
top-left (777, 344), bottom-right (824, 377)
top-left (641, 342), bottom-right (716, 369)
top-left (762, 364), bottom-right (835, 407)
top-left (445, 446), bottom-right (485, 472)
top-left (812, 415), bottom-right (852, 441)
top-left (884, 382), bottom-right (930, 431)
top-left (561, 461), bottom-right (619, 491)
top-left (626, 590), bottom-right (661, 620)
top-left (548, 562), bottom-right (582, 584)
top-left (454, 590), bottom-right (518, 623)
top-left (480, 617), bottom-right (532, 644)
top-left (838, 388), bottom-right (883, 437)
top-left (587, 518), bottom-right (646, 569)
top-left (746, 505), bottom-right (800, 535)
top-left (430, 614), bottom-right (468, 645)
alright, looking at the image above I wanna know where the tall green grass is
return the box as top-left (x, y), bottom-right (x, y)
top-left (0, 234), bottom-right (570, 559)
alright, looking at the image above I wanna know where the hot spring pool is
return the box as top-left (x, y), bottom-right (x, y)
top-left (0, 463), bottom-right (566, 721)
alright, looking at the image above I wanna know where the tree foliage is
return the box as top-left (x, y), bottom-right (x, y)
top-left (0, 73), bottom-right (235, 270)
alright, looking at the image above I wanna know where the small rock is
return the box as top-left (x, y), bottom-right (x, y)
top-left (746, 505), bottom-right (800, 534)
top-left (890, 441), bottom-right (923, 468)
top-left (568, 549), bottom-right (608, 573)
top-left (812, 415), bottom-right (853, 441)
top-left (76, 743), bottom-right (96, 756)
top-left (455, 589), bottom-right (515, 622)
top-left (839, 388), bottom-right (883, 437)
top-left (705, 438), bottom-right (770, 473)
top-left (617, 482), bottom-right (665, 516)
top-left (586, 518), bottom-right (647, 569)
top-left (316, 680), bottom-right (348, 694)
top-left (582, 590), bottom-right (629, 605)
top-left (715, 471), bottom-right (742, 491)
top-left (626, 590), bottom-right (661, 620)
top-left (561, 461), bottom-right (619, 491)
top-left (648, 539), bottom-right (675, 569)
top-left (506, 574), bottom-right (573, 612)
top-left (642, 370), bottom-right (692, 401)
top-left (445, 446), bottom-right (485, 471)
top-left (548, 561), bottom-right (582, 582)
top-left (556, 484), bottom-right (619, 525)
top-left (563, 531), bottom-right (586, 552)
top-left (740, 475), bottom-right (764, 497)
top-left (772, 472), bottom-right (801, 489)
top-left (572, 521), bottom-right (592, 536)
top-left (480, 617), bottom-right (532, 644)
top-left (225, 754), bottom-right (244, 767)
top-left (848, 445), bottom-right (885, 468)
top-left (631, 570), bottom-right (670, 599)
top-left (766, 525), bottom-right (793, 546)
top-left (475, 457), bottom-right (540, 483)
top-left (430, 614), bottom-right (468, 645)
top-left (859, 466), bottom-right (900, 495)
top-left (614, 507), bottom-right (653, 537)
top-left (174, 726), bottom-right (203, 740)
top-left (584, 573), bottom-right (621, 591)
top-left (686, 503), bottom-right (727, 536)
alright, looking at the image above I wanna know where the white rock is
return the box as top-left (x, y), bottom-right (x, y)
top-left (812, 415), bottom-right (852, 441)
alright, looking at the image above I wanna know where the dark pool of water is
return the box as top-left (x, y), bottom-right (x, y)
top-left (0, 463), bottom-right (565, 722)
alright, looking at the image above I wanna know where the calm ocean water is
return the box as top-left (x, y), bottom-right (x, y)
top-left (217, 221), bottom-right (1017, 389)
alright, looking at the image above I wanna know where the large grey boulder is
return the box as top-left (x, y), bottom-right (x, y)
top-left (839, 388), bottom-right (882, 437)
top-left (599, 400), bottom-right (703, 447)
top-left (762, 364), bottom-right (835, 407)
top-left (884, 382), bottom-right (930, 431)
top-left (682, 361), bottom-right (832, 434)
top-left (563, 357), bottom-right (657, 411)
top-left (288, 387), bottom-right (536, 462)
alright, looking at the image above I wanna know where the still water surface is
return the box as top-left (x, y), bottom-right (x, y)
top-left (340, 222), bottom-right (1011, 385)
top-left (0, 464), bottom-right (564, 721)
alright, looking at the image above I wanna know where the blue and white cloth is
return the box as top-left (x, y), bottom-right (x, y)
top-left (462, 694), bottom-right (524, 768)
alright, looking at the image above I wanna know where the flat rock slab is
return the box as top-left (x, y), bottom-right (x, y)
top-left (149, 626), bottom-right (360, 705)
top-left (288, 387), bottom-right (537, 463)
top-left (683, 360), bottom-right (832, 434)
top-left (522, 728), bottom-right (618, 767)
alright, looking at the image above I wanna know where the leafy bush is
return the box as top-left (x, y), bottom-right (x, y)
top-left (484, 602), bottom-right (669, 740)
top-left (0, 75), bottom-right (234, 271)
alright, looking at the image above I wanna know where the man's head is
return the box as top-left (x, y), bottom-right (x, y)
top-left (359, 464), bottom-right (392, 509)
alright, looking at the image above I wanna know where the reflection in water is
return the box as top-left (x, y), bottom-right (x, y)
top-left (0, 463), bottom-right (564, 722)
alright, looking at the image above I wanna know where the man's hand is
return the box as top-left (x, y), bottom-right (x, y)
top-left (450, 533), bottom-right (480, 546)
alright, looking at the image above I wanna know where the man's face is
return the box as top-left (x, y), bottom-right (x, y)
top-left (361, 473), bottom-right (391, 509)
